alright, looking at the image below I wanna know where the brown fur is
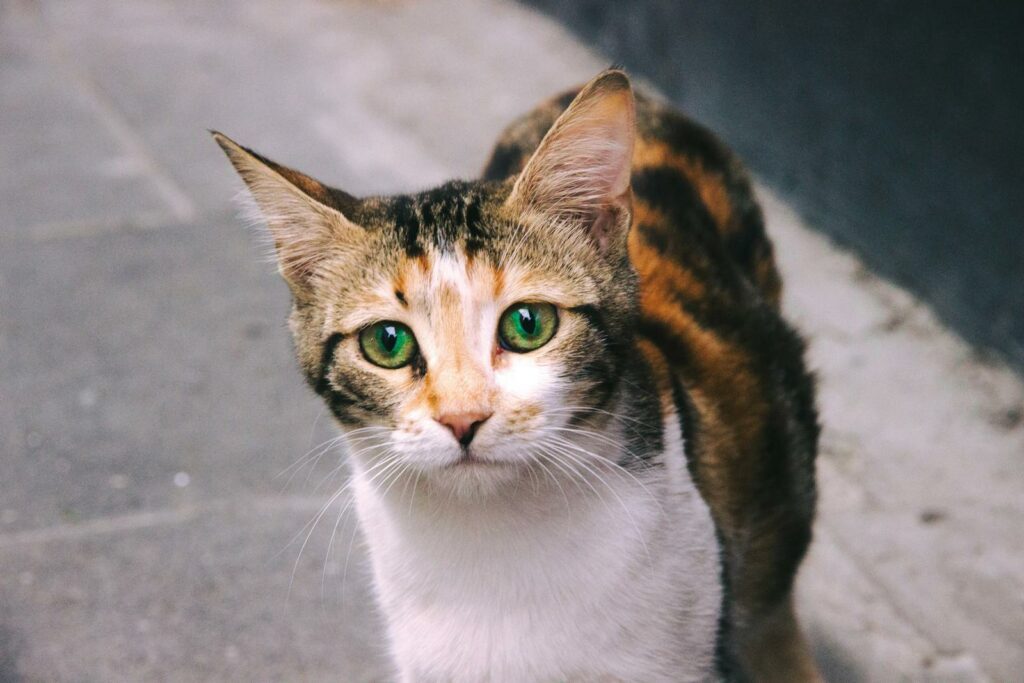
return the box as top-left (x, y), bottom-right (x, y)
top-left (483, 81), bottom-right (820, 682)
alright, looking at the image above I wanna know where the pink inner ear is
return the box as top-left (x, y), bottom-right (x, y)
top-left (587, 199), bottom-right (631, 254)
top-left (590, 205), bottom-right (618, 252)
top-left (508, 78), bottom-right (636, 252)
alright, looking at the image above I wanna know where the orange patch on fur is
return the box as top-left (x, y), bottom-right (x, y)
top-left (629, 230), bottom-right (707, 301)
top-left (632, 197), bottom-right (668, 227)
top-left (629, 197), bottom-right (707, 300)
top-left (504, 403), bottom-right (542, 431)
top-left (641, 288), bottom-right (765, 445)
top-left (633, 139), bottom-right (734, 232)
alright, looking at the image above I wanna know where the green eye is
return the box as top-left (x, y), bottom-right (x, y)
top-left (498, 302), bottom-right (558, 352)
top-left (359, 321), bottom-right (417, 369)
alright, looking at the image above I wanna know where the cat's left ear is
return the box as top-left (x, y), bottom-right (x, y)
top-left (211, 131), bottom-right (363, 295)
top-left (506, 69), bottom-right (636, 254)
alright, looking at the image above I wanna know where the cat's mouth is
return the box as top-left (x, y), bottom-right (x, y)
top-left (444, 448), bottom-right (511, 470)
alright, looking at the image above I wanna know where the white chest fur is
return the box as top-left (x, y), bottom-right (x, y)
top-left (351, 411), bottom-right (722, 683)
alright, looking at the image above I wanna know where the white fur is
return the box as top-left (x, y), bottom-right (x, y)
top-left (349, 401), bottom-right (722, 682)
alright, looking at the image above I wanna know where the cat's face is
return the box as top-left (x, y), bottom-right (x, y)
top-left (216, 70), bottom-right (637, 496)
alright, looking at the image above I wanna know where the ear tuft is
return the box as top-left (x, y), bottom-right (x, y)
top-left (507, 69), bottom-right (636, 253)
top-left (211, 132), bottom-right (362, 292)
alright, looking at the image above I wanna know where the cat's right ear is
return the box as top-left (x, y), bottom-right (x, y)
top-left (506, 69), bottom-right (635, 256)
top-left (211, 131), bottom-right (362, 293)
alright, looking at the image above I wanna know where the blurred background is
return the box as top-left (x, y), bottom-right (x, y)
top-left (528, 0), bottom-right (1024, 373)
top-left (1, 0), bottom-right (1021, 681)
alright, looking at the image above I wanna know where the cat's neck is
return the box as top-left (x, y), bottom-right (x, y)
top-left (346, 391), bottom-right (681, 587)
top-left (349, 439), bottom-right (668, 609)
top-left (346, 399), bottom-right (723, 683)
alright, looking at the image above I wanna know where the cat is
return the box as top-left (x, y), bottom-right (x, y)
top-left (214, 68), bottom-right (820, 682)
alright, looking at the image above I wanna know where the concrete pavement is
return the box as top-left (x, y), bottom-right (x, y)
top-left (1, 0), bottom-right (1021, 680)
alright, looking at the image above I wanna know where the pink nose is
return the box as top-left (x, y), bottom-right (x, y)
top-left (436, 411), bottom-right (492, 446)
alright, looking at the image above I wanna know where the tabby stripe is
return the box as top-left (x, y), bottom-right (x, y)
top-left (315, 332), bottom-right (348, 396)
top-left (391, 196), bottom-right (422, 256)
top-left (463, 194), bottom-right (485, 254)
top-left (567, 304), bottom-right (623, 418)
top-left (314, 332), bottom-right (377, 423)
top-left (636, 317), bottom-right (700, 380)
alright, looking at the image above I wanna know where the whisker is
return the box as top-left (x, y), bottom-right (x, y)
top-left (541, 446), bottom-right (605, 504)
top-left (543, 431), bottom-right (663, 512)
top-left (524, 443), bottom-right (572, 512)
top-left (277, 449), bottom-right (399, 565)
top-left (311, 442), bottom-right (395, 494)
top-left (378, 461), bottom-right (414, 501)
top-left (542, 439), bottom-right (654, 565)
top-left (287, 479), bottom-right (354, 602)
top-left (322, 494), bottom-right (357, 609)
top-left (275, 434), bottom-right (345, 488)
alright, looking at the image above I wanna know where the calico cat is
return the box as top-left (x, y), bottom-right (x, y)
top-left (214, 69), bottom-right (819, 682)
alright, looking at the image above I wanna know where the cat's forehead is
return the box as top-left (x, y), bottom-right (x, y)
top-left (324, 179), bottom-right (602, 317)
top-left (364, 180), bottom-right (594, 282)
top-left (393, 246), bottom-right (583, 309)
top-left (380, 180), bottom-right (501, 257)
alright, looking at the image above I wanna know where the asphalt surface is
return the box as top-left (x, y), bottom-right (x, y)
top-left (1, 0), bottom-right (1022, 681)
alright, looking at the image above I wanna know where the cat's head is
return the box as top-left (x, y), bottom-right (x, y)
top-left (215, 70), bottom-right (641, 497)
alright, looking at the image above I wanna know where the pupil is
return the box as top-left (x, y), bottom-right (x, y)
top-left (519, 308), bottom-right (537, 335)
top-left (380, 326), bottom-right (397, 352)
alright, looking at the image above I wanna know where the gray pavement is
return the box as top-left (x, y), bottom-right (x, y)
top-left (1, 1), bottom-right (1021, 681)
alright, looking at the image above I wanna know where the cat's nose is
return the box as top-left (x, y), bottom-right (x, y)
top-left (437, 411), bottom-right (492, 447)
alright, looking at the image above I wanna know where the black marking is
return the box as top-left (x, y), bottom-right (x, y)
top-left (463, 195), bottom-right (485, 254)
top-left (395, 290), bottom-right (407, 306)
top-left (312, 331), bottom-right (390, 424)
top-left (315, 332), bottom-right (348, 395)
top-left (314, 332), bottom-right (359, 423)
top-left (481, 142), bottom-right (524, 181)
top-left (464, 195), bottom-right (481, 233)
top-left (565, 304), bottom-right (665, 471)
top-left (392, 195), bottom-right (423, 257)
top-left (712, 528), bottom-right (743, 682)
top-left (617, 356), bottom-right (665, 471)
top-left (640, 97), bottom-right (781, 303)
top-left (636, 318), bottom-right (700, 380)
top-left (386, 181), bottom-right (493, 256)
top-left (663, 362), bottom-right (737, 678)
top-left (567, 304), bottom-right (623, 419)
top-left (631, 166), bottom-right (740, 288)
top-left (568, 304), bottom-right (607, 335)
top-left (410, 352), bottom-right (427, 379)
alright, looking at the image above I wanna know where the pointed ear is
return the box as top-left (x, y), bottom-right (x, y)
top-left (506, 70), bottom-right (636, 253)
top-left (211, 131), bottom-right (362, 293)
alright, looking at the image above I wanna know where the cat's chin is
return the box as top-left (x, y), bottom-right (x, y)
top-left (443, 449), bottom-right (512, 470)
top-left (422, 456), bottom-right (525, 499)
